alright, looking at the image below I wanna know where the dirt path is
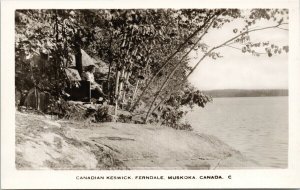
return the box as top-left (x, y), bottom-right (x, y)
top-left (15, 112), bottom-right (258, 170)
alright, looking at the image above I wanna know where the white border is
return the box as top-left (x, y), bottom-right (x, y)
top-left (1, 0), bottom-right (300, 189)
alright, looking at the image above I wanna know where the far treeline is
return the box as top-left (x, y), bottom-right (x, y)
top-left (15, 9), bottom-right (288, 130)
top-left (204, 89), bottom-right (288, 98)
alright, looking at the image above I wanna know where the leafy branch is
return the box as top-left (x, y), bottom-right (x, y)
top-left (148, 22), bottom-right (289, 116)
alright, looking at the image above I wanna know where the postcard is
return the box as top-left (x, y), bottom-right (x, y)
top-left (1, 0), bottom-right (300, 188)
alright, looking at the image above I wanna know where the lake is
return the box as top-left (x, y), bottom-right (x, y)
top-left (186, 96), bottom-right (288, 168)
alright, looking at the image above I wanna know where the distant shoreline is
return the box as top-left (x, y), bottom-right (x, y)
top-left (203, 89), bottom-right (288, 98)
top-left (211, 96), bottom-right (288, 99)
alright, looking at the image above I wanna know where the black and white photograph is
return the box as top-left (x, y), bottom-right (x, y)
top-left (14, 8), bottom-right (289, 170)
top-left (1, 0), bottom-right (300, 189)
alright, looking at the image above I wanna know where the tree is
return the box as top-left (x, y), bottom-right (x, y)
top-left (15, 9), bottom-right (288, 128)
top-left (141, 9), bottom-right (289, 122)
top-left (85, 9), bottom-right (217, 115)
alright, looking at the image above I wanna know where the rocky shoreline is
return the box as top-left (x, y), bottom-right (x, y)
top-left (15, 111), bottom-right (258, 170)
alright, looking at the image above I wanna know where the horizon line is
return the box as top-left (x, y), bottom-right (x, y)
top-left (201, 88), bottom-right (289, 91)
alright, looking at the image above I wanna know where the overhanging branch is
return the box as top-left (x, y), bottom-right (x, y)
top-left (149, 22), bottom-right (289, 114)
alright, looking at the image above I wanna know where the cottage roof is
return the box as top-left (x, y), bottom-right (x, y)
top-left (70, 49), bottom-right (109, 74)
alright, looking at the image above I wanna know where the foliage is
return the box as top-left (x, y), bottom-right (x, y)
top-left (15, 9), bottom-right (289, 130)
top-left (152, 88), bottom-right (211, 130)
top-left (93, 106), bottom-right (114, 122)
top-left (164, 88), bottom-right (212, 109)
top-left (46, 98), bottom-right (113, 122)
top-left (46, 98), bottom-right (79, 119)
top-left (117, 114), bottom-right (133, 123)
top-left (159, 107), bottom-right (192, 130)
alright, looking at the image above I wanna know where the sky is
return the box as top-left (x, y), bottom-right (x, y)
top-left (188, 13), bottom-right (289, 90)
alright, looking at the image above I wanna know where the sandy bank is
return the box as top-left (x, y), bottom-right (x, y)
top-left (15, 112), bottom-right (258, 170)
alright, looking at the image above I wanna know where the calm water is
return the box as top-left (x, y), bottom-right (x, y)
top-left (186, 96), bottom-right (288, 168)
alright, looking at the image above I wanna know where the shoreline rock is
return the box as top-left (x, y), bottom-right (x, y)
top-left (15, 112), bottom-right (258, 170)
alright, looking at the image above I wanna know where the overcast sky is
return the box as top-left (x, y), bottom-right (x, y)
top-left (188, 15), bottom-right (289, 90)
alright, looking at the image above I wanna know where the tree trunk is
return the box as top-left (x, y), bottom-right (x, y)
top-left (121, 71), bottom-right (128, 103)
top-left (144, 14), bottom-right (222, 122)
top-left (107, 34), bottom-right (113, 103)
top-left (144, 62), bottom-right (184, 123)
top-left (34, 87), bottom-right (38, 110)
top-left (144, 31), bottom-right (212, 122)
top-left (74, 43), bottom-right (82, 75)
top-left (130, 14), bottom-right (217, 112)
top-left (148, 22), bottom-right (286, 116)
top-left (132, 80), bottom-right (139, 102)
top-left (107, 57), bottom-right (113, 104)
top-left (114, 69), bottom-right (121, 116)
top-left (118, 67), bottom-right (125, 103)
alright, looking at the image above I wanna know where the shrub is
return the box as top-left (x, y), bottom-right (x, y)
top-left (50, 99), bottom-right (86, 120)
top-left (94, 106), bottom-right (114, 122)
top-left (47, 98), bottom-right (113, 122)
top-left (160, 106), bottom-right (192, 130)
top-left (117, 114), bottom-right (132, 123)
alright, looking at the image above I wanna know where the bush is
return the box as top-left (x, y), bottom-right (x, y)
top-left (117, 114), bottom-right (132, 123)
top-left (177, 122), bottom-right (193, 131)
top-left (160, 106), bottom-right (192, 130)
top-left (47, 98), bottom-right (114, 123)
top-left (94, 106), bottom-right (114, 122)
top-left (49, 99), bottom-right (87, 120)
